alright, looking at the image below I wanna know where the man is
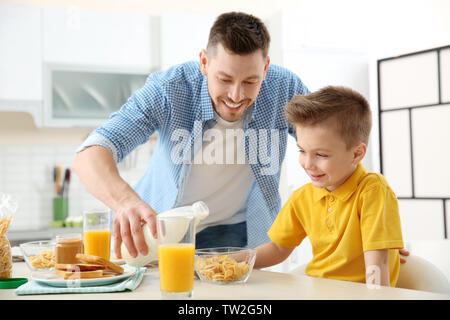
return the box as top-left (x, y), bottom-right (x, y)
top-left (72, 12), bottom-right (409, 263)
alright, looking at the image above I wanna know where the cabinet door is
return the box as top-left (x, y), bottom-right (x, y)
top-left (0, 4), bottom-right (42, 101)
top-left (43, 7), bottom-right (155, 69)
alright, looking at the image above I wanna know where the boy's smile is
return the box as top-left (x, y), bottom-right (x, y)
top-left (295, 118), bottom-right (366, 192)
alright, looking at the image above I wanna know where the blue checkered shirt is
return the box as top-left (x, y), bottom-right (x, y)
top-left (79, 61), bottom-right (309, 248)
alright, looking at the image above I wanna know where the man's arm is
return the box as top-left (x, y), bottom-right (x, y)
top-left (71, 145), bottom-right (157, 259)
top-left (254, 241), bottom-right (295, 269)
top-left (364, 249), bottom-right (390, 287)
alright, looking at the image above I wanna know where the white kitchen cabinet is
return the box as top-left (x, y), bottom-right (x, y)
top-left (41, 7), bottom-right (159, 127)
top-left (0, 3), bottom-right (43, 124)
top-left (0, 4), bottom-right (160, 128)
top-left (0, 4), bottom-right (42, 101)
top-left (42, 7), bottom-right (157, 70)
top-left (43, 66), bottom-right (148, 127)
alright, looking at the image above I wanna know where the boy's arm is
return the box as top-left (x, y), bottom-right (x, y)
top-left (254, 241), bottom-right (295, 269)
top-left (364, 249), bottom-right (390, 287)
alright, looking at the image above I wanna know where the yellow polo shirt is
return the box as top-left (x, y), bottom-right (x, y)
top-left (268, 164), bottom-right (404, 287)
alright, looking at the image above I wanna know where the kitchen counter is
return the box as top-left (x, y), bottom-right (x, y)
top-left (1, 262), bottom-right (449, 300)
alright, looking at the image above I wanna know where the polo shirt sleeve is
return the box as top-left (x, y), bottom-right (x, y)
top-left (85, 73), bottom-right (169, 163)
top-left (267, 193), bottom-right (307, 248)
top-left (359, 182), bottom-right (404, 252)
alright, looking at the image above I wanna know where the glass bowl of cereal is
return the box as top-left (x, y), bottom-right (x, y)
top-left (195, 247), bottom-right (256, 285)
top-left (19, 240), bottom-right (56, 272)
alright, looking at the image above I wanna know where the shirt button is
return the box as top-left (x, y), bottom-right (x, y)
top-left (328, 207), bottom-right (333, 212)
top-left (329, 197), bottom-right (334, 202)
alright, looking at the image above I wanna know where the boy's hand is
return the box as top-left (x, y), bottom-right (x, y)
top-left (399, 248), bottom-right (410, 264)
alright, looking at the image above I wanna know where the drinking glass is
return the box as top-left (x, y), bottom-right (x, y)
top-left (83, 209), bottom-right (111, 260)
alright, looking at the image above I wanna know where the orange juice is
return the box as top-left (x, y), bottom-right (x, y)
top-left (83, 230), bottom-right (111, 260)
top-left (158, 243), bottom-right (195, 292)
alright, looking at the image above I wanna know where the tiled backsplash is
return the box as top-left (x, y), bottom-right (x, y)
top-left (0, 138), bottom-right (156, 231)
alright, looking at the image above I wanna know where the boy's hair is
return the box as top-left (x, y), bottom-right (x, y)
top-left (286, 86), bottom-right (372, 148)
top-left (207, 12), bottom-right (270, 58)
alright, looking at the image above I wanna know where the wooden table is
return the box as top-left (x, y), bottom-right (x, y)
top-left (1, 262), bottom-right (449, 301)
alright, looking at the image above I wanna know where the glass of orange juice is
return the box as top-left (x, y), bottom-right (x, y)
top-left (157, 215), bottom-right (196, 299)
top-left (83, 209), bottom-right (111, 260)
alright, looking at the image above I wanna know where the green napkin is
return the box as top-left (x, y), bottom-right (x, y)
top-left (15, 265), bottom-right (145, 295)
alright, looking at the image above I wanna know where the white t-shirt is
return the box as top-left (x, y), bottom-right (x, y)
top-left (177, 113), bottom-right (254, 232)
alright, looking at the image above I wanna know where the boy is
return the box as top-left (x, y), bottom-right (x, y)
top-left (254, 86), bottom-right (404, 287)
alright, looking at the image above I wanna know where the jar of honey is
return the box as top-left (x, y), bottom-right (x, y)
top-left (55, 234), bottom-right (83, 264)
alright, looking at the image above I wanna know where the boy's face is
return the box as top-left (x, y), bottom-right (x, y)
top-left (295, 119), bottom-right (366, 192)
top-left (199, 43), bottom-right (270, 122)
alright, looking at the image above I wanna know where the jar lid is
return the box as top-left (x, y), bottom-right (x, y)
top-left (0, 278), bottom-right (28, 289)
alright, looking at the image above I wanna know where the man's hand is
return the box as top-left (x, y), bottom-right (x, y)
top-left (113, 199), bottom-right (158, 259)
top-left (71, 146), bottom-right (159, 260)
top-left (399, 247), bottom-right (410, 264)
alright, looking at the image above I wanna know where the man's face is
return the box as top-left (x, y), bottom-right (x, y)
top-left (200, 44), bottom-right (270, 122)
top-left (295, 120), bottom-right (366, 192)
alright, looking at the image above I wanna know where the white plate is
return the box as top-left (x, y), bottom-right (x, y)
top-left (31, 269), bottom-right (136, 287)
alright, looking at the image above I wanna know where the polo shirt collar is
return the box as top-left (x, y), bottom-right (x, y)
top-left (313, 163), bottom-right (367, 203)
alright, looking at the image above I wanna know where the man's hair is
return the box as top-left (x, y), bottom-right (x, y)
top-left (286, 86), bottom-right (372, 148)
top-left (207, 12), bottom-right (270, 57)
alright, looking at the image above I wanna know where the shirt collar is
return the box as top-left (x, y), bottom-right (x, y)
top-left (312, 163), bottom-right (367, 203)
